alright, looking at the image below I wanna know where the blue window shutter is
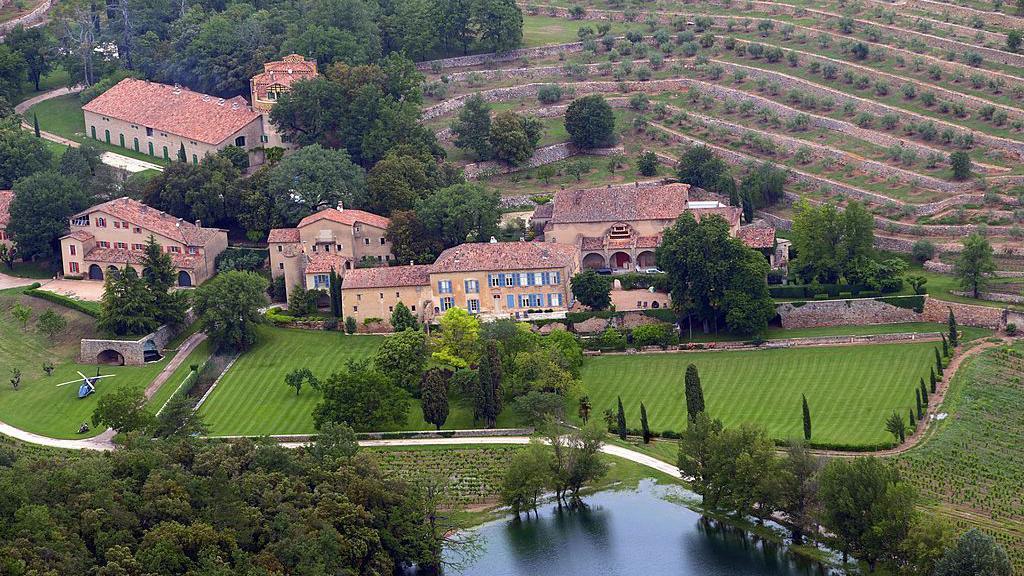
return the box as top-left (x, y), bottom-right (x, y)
top-left (464, 280), bottom-right (469, 293)
top-left (542, 272), bottom-right (549, 285)
top-left (554, 272), bottom-right (560, 284)
top-left (547, 294), bottom-right (552, 306)
top-left (507, 294), bottom-right (515, 308)
top-left (437, 281), bottom-right (442, 292)
top-left (499, 273), bottom-right (505, 285)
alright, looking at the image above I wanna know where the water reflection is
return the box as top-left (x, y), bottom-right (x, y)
top-left (447, 480), bottom-right (835, 576)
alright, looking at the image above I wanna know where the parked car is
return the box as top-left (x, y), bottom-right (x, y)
top-left (595, 268), bottom-right (613, 275)
top-left (639, 267), bottom-right (663, 274)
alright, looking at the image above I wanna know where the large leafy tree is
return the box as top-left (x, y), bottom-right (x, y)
top-left (656, 213), bottom-right (775, 336)
top-left (431, 307), bottom-right (481, 368)
top-left (373, 328), bottom-right (429, 394)
top-left (790, 199), bottom-right (876, 284)
top-left (385, 209), bottom-right (446, 264)
top-left (564, 95), bottom-right (615, 149)
top-left (98, 266), bottom-right (160, 337)
top-left (934, 529), bottom-right (1011, 576)
top-left (818, 457), bottom-right (917, 571)
top-left (141, 154), bottom-right (242, 227)
top-left (570, 269), bottom-right (612, 310)
top-left (676, 145), bottom-right (731, 190)
top-left (193, 270), bottom-right (268, 352)
top-left (8, 171), bottom-right (88, 260)
top-left (265, 144), bottom-right (366, 225)
top-left (141, 235), bottom-right (188, 326)
top-left (361, 148), bottom-right (462, 216)
top-left (471, 0), bottom-right (523, 52)
top-left (451, 93), bottom-right (493, 160)
top-left (0, 117), bottom-right (53, 189)
top-left (954, 233), bottom-right (996, 298)
top-left (7, 25), bottom-right (54, 92)
top-left (91, 385), bottom-right (155, 434)
top-left (414, 182), bottom-right (502, 249)
top-left (313, 359), bottom-right (409, 431)
top-left (0, 45), bottom-right (27, 101)
top-left (489, 110), bottom-right (542, 165)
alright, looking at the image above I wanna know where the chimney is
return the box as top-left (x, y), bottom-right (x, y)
top-left (489, 236), bottom-right (497, 243)
top-left (195, 219), bottom-right (202, 228)
top-left (336, 201), bottom-right (344, 211)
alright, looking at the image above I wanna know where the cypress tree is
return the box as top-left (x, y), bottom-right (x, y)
top-left (33, 113), bottom-right (40, 137)
top-left (941, 333), bottom-right (949, 357)
top-left (616, 396), bottom-right (627, 440)
top-left (421, 369), bottom-right (450, 430)
top-left (909, 408), bottom-right (916, 429)
top-left (948, 308), bottom-right (958, 347)
top-left (920, 378), bottom-right (929, 406)
top-left (915, 389), bottom-right (923, 421)
top-left (474, 341), bottom-right (503, 428)
top-left (935, 347), bottom-right (944, 376)
top-left (328, 267), bottom-right (341, 318)
top-left (801, 393), bottom-right (811, 441)
top-left (929, 367), bottom-right (937, 393)
top-left (640, 402), bottom-right (651, 444)
top-left (684, 363), bottom-right (705, 421)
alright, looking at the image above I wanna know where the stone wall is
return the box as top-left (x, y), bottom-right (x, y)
top-left (776, 298), bottom-right (922, 328)
top-left (463, 143), bottom-right (624, 180)
top-left (952, 290), bottom-right (1024, 304)
top-left (80, 310), bottom-right (195, 366)
top-left (416, 41), bottom-right (585, 71)
top-left (0, 0), bottom-right (51, 37)
top-left (921, 297), bottom-right (1004, 329)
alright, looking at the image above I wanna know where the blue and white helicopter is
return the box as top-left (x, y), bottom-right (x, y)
top-left (55, 370), bottom-right (116, 398)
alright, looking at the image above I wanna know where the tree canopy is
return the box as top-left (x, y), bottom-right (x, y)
top-left (192, 270), bottom-right (268, 352)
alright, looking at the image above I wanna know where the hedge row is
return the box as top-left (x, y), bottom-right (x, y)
top-left (615, 272), bottom-right (668, 292)
top-left (23, 286), bottom-right (100, 318)
top-left (877, 295), bottom-right (927, 313)
top-left (769, 283), bottom-right (901, 299)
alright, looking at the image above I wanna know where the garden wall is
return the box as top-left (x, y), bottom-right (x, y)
top-left (921, 297), bottom-right (1004, 329)
top-left (463, 142), bottom-right (624, 180)
top-left (776, 298), bottom-right (922, 328)
top-left (0, 0), bottom-right (51, 37)
top-left (80, 310), bottom-right (195, 366)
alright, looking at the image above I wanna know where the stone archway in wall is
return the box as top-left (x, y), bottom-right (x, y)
top-left (610, 251), bottom-right (632, 271)
top-left (96, 349), bottom-right (125, 366)
top-left (106, 265), bottom-right (120, 279)
top-left (88, 264), bottom-right (104, 280)
top-left (582, 253), bottom-right (607, 269)
top-left (637, 250), bottom-right (656, 269)
top-left (177, 271), bottom-right (192, 287)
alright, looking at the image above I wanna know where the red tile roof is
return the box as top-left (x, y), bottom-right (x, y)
top-left (268, 228), bottom-right (300, 243)
top-left (71, 197), bottom-right (223, 247)
top-left (83, 247), bottom-right (199, 269)
top-left (0, 190), bottom-right (11, 229)
top-left (550, 183), bottom-right (690, 224)
top-left (693, 206), bottom-right (742, 230)
top-left (432, 241), bottom-right (577, 273)
top-left (342, 264), bottom-right (434, 290)
top-left (297, 207), bottom-right (390, 231)
top-left (303, 252), bottom-right (351, 274)
top-left (63, 230), bottom-right (95, 241)
top-left (737, 226), bottom-right (776, 249)
top-left (81, 78), bottom-right (261, 145)
top-left (251, 55), bottom-right (318, 101)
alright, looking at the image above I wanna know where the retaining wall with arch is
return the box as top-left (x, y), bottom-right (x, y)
top-left (80, 310), bottom-right (195, 366)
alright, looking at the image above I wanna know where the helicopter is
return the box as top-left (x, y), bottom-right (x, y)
top-left (55, 369), bottom-right (116, 398)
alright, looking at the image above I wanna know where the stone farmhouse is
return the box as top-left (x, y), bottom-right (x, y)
top-left (341, 240), bottom-right (580, 325)
top-left (59, 197), bottom-right (228, 287)
top-left (268, 204), bottom-right (394, 300)
top-left (0, 190), bottom-right (11, 250)
top-left (531, 183), bottom-right (756, 272)
top-left (81, 55), bottom-right (317, 165)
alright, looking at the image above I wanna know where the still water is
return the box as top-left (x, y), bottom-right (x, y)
top-left (449, 480), bottom-right (834, 576)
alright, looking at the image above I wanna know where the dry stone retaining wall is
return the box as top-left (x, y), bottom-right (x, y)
top-left (952, 290), bottom-right (1024, 304)
top-left (776, 298), bottom-right (922, 328)
top-left (921, 296), bottom-right (1005, 328)
top-left (0, 0), bottom-right (50, 37)
top-left (463, 143), bottom-right (623, 180)
top-left (417, 41), bottom-right (585, 71)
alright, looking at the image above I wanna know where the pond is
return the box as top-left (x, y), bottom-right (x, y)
top-left (447, 480), bottom-right (836, 576)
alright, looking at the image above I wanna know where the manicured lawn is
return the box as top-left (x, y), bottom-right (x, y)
top-left (522, 15), bottom-right (644, 47)
top-left (581, 342), bottom-right (940, 448)
top-left (2, 260), bottom-right (55, 279)
top-left (25, 94), bottom-right (170, 166)
top-left (679, 322), bottom-right (992, 343)
top-left (0, 288), bottom-right (170, 438)
top-left (199, 326), bottom-right (520, 436)
top-left (150, 340), bottom-right (213, 414)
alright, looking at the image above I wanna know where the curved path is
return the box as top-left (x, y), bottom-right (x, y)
top-left (15, 86), bottom-right (164, 173)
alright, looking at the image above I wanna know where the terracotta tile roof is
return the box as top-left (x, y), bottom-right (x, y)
top-left (63, 230), bottom-right (95, 241)
top-left (71, 197), bottom-right (223, 246)
top-left (532, 202), bottom-right (553, 219)
top-left (693, 206), bottom-right (742, 229)
top-left (550, 183), bottom-right (690, 224)
top-left (268, 228), bottom-right (300, 243)
top-left (251, 55), bottom-right (318, 100)
top-left (81, 78), bottom-right (261, 145)
top-left (342, 264), bottom-right (433, 290)
top-left (303, 252), bottom-right (351, 274)
top-left (298, 207), bottom-right (390, 231)
top-left (0, 190), bottom-right (12, 229)
top-left (737, 226), bottom-right (776, 249)
top-left (83, 246), bottom-right (199, 269)
top-left (433, 241), bottom-right (577, 273)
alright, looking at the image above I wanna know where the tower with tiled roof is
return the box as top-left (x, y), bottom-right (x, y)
top-left (249, 54), bottom-right (318, 150)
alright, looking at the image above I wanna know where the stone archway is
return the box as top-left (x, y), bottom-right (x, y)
top-left (637, 250), bottom-right (656, 269)
top-left (88, 264), bottom-right (104, 281)
top-left (96, 349), bottom-right (125, 366)
top-left (142, 339), bottom-right (162, 363)
top-left (177, 270), bottom-right (192, 287)
top-left (610, 251), bottom-right (632, 270)
top-left (106, 265), bottom-right (120, 279)
top-left (582, 253), bottom-right (607, 270)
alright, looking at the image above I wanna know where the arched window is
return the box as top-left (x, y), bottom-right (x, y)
top-left (133, 137), bottom-right (139, 151)
top-left (104, 129), bottom-right (110, 143)
top-left (90, 126), bottom-right (96, 139)
top-left (162, 146), bottom-right (169, 159)
top-left (119, 133), bottom-right (125, 147)
top-left (148, 142), bottom-right (154, 156)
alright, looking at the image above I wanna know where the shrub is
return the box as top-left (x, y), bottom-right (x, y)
top-left (537, 84), bottom-right (564, 104)
top-left (599, 327), bottom-right (627, 350)
top-left (631, 323), bottom-right (678, 348)
top-left (23, 288), bottom-right (99, 318)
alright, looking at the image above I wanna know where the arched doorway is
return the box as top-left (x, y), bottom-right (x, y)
top-left (106, 265), bottom-right (120, 279)
top-left (96, 349), bottom-right (125, 365)
top-left (611, 251), bottom-right (632, 270)
top-left (88, 264), bottom-right (104, 280)
top-left (637, 251), bottom-right (656, 269)
top-left (177, 271), bottom-right (192, 287)
top-left (143, 340), bottom-right (162, 363)
top-left (582, 253), bottom-right (606, 270)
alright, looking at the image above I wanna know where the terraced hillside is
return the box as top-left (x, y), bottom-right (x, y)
top-left (419, 0), bottom-right (1024, 275)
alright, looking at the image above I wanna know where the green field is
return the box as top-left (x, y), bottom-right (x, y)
top-left (198, 326), bottom-right (520, 436)
top-left (897, 343), bottom-right (1024, 568)
top-left (0, 288), bottom-right (171, 438)
top-left (581, 342), bottom-right (940, 448)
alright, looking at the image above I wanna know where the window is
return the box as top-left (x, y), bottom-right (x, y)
top-left (519, 273), bottom-right (529, 286)
top-left (69, 245), bottom-right (76, 256)
top-left (279, 263), bottom-right (284, 270)
top-left (91, 126), bottom-right (96, 139)
top-left (119, 134), bottom-right (125, 147)
top-left (114, 221), bottom-right (121, 229)
top-left (437, 280), bottom-right (452, 294)
top-left (489, 274), bottom-right (500, 287)
top-left (465, 279), bottom-right (479, 294)
top-left (146, 127), bottom-right (153, 136)
top-left (336, 244), bottom-right (343, 251)
top-left (132, 243), bottom-right (143, 250)
top-left (260, 135), bottom-right (269, 143)
top-left (504, 274), bottom-right (514, 287)
top-left (163, 146), bottom-right (169, 159)
top-left (395, 292), bottom-right (400, 298)
top-left (552, 272), bottom-right (561, 284)
top-left (549, 293), bottom-right (562, 307)
top-left (96, 217), bottom-right (106, 227)
top-left (148, 142), bottom-right (154, 156)
top-left (379, 293), bottom-right (383, 299)
top-left (188, 247), bottom-right (197, 255)
top-left (133, 227), bottom-right (141, 234)
top-left (277, 245), bottom-right (282, 252)
top-left (98, 241), bottom-right (109, 248)
top-left (323, 244), bottom-right (330, 252)
top-left (167, 246), bottom-right (181, 253)
top-left (133, 137), bottom-right (139, 152)
top-left (69, 262), bottom-right (79, 273)
top-left (534, 272), bottom-right (544, 285)
top-left (506, 294), bottom-right (515, 309)
top-left (519, 295), bottom-right (530, 307)
top-left (379, 237), bottom-right (386, 245)
top-left (363, 238), bottom-right (370, 245)
top-left (388, 306), bottom-right (393, 312)
top-left (353, 305), bottom-right (358, 312)
top-left (311, 244), bottom-right (317, 252)
top-left (440, 297), bottom-right (454, 311)
top-left (411, 305), bottom-right (416, 312)
top-left (115, 242), bottom-right (127, 249)
top-left (313, 274), bottom-right (330, 289)
top-left (356, 294), bottom-right (361, 301)
top-left (72, 216), bottom-right (89, 226)
top-left (468, 299), bottom-right (480, 314)
top-left (234, 136), bottom-right (246, 147)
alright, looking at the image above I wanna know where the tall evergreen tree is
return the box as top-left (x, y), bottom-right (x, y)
top-left (451, 93), bottom-right (492, 160)
top-left (328, 267), bottom-right (341, 318)
top-left (98, 267), bottom-right (160, 337)
top-left (942, 333), bottom-right (949, 357)
top-left (390, 301), bottom-right (418, 331)
top-left (947, 308), bottom-right (958, 347)
top-left (915, 388), bottom-right (923, 421)
top-left (909, 408), bottom-right (916, 429)
top-left (684, 363), bottom-right (705, 421)
top-left (935, 347), bottom-right (944, 376)
top-left (930, 367), bottom-right (937, 393)
top-left (801, 394), bottom-right (812, 441)
top-left (616, 396), bottom-right (627, 440)
top-left (474, 340), bottom-right (503, 428)
top-left (640, 402), bottom-right (651, 444)
top-left (920, 378), bottom-right (929, 405)
top-left (420, 369), bottom-right (449, 430)
top-left (141, 235), bottom-right (187, 326)
top-left (33, 113), bottom-right (40, 138)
